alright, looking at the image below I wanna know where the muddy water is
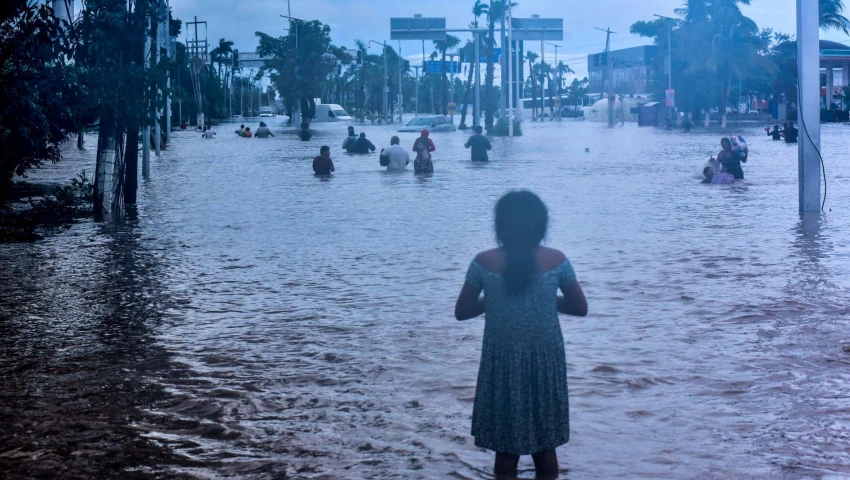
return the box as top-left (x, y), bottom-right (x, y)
top-left (2, 120), bottom-right (850, 479)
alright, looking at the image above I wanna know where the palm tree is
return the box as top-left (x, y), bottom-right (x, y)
top-left (355, 39), bottom-right (368, 121)
top-left (682, 1), bottom-right (774, 128)
top-left (433, 34), bottom-right (461, 114)
top-left (210, 38), bottom-right (234, 82)
top-left (820, 0), bottom-right (850, 34)
top-left (524, 51), bottom-right (538, 119)
top-left (459, 0), bottom-right (489, 129)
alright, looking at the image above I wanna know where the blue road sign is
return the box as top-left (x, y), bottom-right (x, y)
top-left (479, 48), bottom-right (501, 63)
top-left (426, 61), bottom-right (459, 74)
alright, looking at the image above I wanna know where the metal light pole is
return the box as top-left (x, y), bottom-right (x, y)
top-left (546, 42), bottom-right (559, 120)
top-left (654, 14), bottom-right (675, 123)
top-left (507, 2), bottom-right (514, 137)
top-left (398, 40), bottom-right (403, 124)
top-left (369, 40), bottom-right (389, 124)
top-left (474, 30), bottom-right (481, 128)
top-left (797, 0), bottom-right (821, 211)
top-left (280, 15), bottom-right (302, 50)
top-left (413, 65), bottom-right (421, 115)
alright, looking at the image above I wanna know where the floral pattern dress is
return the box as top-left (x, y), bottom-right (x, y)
top-left (464, 259), bottom-right (576, 455)
top-left (413, 153), bottom-right (433, 174)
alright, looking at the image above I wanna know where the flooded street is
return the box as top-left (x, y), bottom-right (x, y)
top-left (2, 119), bottom-right (850, 479)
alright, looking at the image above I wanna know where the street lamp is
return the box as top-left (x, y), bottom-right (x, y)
top-left (280, 14), bottom-right (304, 50)
top-left (653, 13), bottom-right (677, 122)
top-left (369, 40), bottom-right (389, 124)
top-left (545, 42), bottom-right (560, 120)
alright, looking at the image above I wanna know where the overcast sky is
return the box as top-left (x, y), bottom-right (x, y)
top-left (171, 0), bottom-right (849, 82)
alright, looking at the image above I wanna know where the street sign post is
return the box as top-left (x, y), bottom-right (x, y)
top-left (390, 17), bottom-right (485, 127)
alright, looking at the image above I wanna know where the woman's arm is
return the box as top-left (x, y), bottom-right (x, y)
top-left (557, 279), bottom-right (588, 316)
top-left (455, 282), bottom-right (485, 320)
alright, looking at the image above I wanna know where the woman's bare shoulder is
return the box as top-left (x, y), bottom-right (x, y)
top-left (538, 247), bottom-right (567, 270)
top-left (474, 249), bottom-right (503, 271)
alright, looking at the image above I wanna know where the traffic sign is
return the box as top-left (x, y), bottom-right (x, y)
top-left (510, 17), bottom-right (564, 41)
top-left (391, 17), bottom-right (447, 41)
top-left (426, 61), bottom-right (459, 74)
top-left (480, 48), bottom-right (501, 63)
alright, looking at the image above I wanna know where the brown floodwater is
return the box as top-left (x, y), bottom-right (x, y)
top-left (2, 119), bottom-right (850, 479)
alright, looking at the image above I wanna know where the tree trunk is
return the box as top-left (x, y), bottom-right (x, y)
top-left (77, 128), bottom-right (84, 149)
top-left (704, 110), bottom-right (710, 128)
top-left (721, 72), bottom-right (732, 129)
top-left (124, 122), bottom-right (139, 204)
top-left (94, 106), bottom-right (116, 216)
top-left (458, 52), bottom-right (475, 129)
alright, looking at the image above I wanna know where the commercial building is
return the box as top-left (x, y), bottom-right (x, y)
top-left (587, 45), bottom-right (659, 95)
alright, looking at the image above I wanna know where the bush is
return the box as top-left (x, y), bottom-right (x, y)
top-left (493, 117), bottom-right (523, 136)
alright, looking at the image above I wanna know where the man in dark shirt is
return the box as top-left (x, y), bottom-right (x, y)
top-left (768, 124), bottom-right (781, 140)
top-left (352, 132), bottom-right (376, 153)
top-left (784, 122), bottom-right (798, 143)
top-left (312, 146), bottom-right (335, 175)
top-left (464, 126), bottom-right (492, 162)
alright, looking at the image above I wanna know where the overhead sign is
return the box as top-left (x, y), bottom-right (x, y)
top-left (426, 60), bottom-right (459, 74)
top-left (390, 17), bottom-right (447, 41)
top-left (510, 17), bottom-right (564, 41)
top-left (481, 48), bottom-right (501, 63)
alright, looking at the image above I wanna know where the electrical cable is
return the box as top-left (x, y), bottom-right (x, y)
top-left (796, 81), bottom-right (827, 211)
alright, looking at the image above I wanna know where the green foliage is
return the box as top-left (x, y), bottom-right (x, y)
top-left (256, 21), bottom-right (345, 128)
top-left (493, 116), bottom-right (522, 136)
top-left (54, 171), bottom-right (94, 212)
top-left (0, 3), bottom-right (80, 201)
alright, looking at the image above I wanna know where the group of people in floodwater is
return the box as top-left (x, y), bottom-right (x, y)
top-left (766, 122), bottom-right (798, 143)
top-left (311, 124), bottom-right (492, 176)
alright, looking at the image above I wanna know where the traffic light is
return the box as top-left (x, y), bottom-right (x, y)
top-left (356, 50), bottom-right (362, 65)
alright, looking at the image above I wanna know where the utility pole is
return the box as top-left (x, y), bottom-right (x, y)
top-left (398, 40), bottom-right (403, 124)
top-left (596, 27), bottom-right (615, 127)
top-left (546, 42), bottom-right (560, 120)
top-left (413, 65), bottom-right (421, 116)
top-left (474, 30), bottom-right (481, 128)
top-left (654, 14), bottom-right (675, 124)
top-left (143, 27), bottom-right (151, 177)
top-left (507, 1), bottom-right (514, 137)
top-left (447, 52), bottom-right (458, 123)
top-left (369, 40), bottom-right (389, 124)
top-left (797, 0), bottom-right (821, 211)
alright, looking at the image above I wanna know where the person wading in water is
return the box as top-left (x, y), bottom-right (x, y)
top-left (455, 191), bottom-right (588, 480)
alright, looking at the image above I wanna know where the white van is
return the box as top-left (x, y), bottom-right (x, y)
top-left (313, 104), bottom-right (353, 122)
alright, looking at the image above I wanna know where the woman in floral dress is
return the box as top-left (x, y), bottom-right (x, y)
top-left (455, 191), bottom-right (588, 479)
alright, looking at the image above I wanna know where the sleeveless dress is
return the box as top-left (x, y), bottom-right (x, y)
top-left (464, 259), bottom-right (576, 455)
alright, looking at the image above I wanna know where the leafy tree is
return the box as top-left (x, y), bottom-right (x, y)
top-left (0, 2), bottom-right (80, 202)
top-left (524, 51), bottom-right (538, 119)
top-left (433, 34), bottom-right (461, 115)
top-left (820, 0), bottom-right (850, 34)
top-left (458, 0), bottom-right (488, 129)
top-left (256, 20), bottom-right (345, 130)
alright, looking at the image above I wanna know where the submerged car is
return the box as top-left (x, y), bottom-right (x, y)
top-left (398, 115), bottom-right (457, 133)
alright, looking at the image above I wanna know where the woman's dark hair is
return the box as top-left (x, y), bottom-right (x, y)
top-left (495, 191), bottom-right (548, 294)
top-left (720, 137), bottom-right (731, 146)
